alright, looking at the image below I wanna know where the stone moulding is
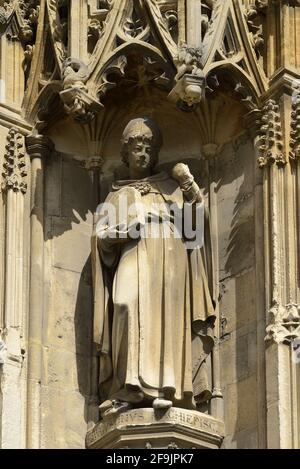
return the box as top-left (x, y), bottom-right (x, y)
top-left (168, 73), bottom-right (206, 112)
top-left (60, 86), bottom-right (103, 124)
top-left (86, 408), bottom-right (225, 449)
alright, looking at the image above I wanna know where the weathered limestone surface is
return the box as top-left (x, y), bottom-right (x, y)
top-left (39, 156), bottom-right (97, 448)
top-left (0, 0), bottom-right (299, 449)
top-left (216, 135), bottom-right (263, 448)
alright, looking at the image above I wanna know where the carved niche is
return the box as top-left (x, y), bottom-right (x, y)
top-left (17, 0), bottom-right (269, 130)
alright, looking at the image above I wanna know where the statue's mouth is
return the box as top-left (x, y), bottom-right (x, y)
top-left (136, 158), bottom-right (150, 167)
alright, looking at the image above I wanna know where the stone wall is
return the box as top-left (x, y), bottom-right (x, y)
top-left (217, 135), bottom-right (266, 448)
top-left (39, 154), bottom-right (96, 448)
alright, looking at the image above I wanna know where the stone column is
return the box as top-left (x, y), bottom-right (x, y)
top-left (69, 0), bottom-right (88, 62)
top-left (243, 109), bottom-right (268, 448)
top-left (85, 155), bottom-right (104, 429)
top-left (85, 156), bottom-right (104, 208)
top-left (0, 128), bottom-right (28, 448)
top-left (25, 134), bottom-right (54, 449)
top-left (202, 143), bottom-right (224, 422)
top-left (247, 0), bottom-right (300, 449)
top-left (186, 0), bottom-right (202, 47)
top-left (177, 0), bottom-right (186, 44)
top-left (255, 88), bottom-right (300, 448)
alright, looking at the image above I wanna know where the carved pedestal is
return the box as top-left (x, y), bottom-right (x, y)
top-left (86, 408), bottom-right (224, 449)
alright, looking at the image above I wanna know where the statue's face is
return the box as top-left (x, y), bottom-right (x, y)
top-left (127, 138), bottom-right (153, 172)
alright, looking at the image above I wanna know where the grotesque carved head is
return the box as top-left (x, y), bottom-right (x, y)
top-left (121, 117), bottom-right (163, 169)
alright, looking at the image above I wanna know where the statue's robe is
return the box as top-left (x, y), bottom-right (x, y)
top-left (91, 172), bottom-right (216, 408)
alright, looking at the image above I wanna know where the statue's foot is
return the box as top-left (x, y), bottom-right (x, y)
top-left (99, 400), bottom-right (113, 414)
top-left (112, 387), bottom-right (144, 404)
top-left (109, 400), bottom-right (132, 415)
top-left (99, 399), bottom-right (132, 418)
top-left (152, 398), bottom-right (172, 410)
top-left (127, 391), bottom-right (144, 403)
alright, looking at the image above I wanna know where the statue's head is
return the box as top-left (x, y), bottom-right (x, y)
top-left (121, 117), bottom-right (162, 172)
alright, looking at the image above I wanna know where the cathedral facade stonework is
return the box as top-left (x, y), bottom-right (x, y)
top-left (0, 0), bottom-right (299, 449)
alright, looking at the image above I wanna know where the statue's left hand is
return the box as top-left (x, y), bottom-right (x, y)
top-left (172, 163), bottom-right (204, 204)
top-left (171, 163), bottom-right (193, 187)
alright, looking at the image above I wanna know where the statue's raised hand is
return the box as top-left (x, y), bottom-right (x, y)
top-left (172, 163), bottom-right (203, 203)
top-left (171, 163), bottom-right (194, 188)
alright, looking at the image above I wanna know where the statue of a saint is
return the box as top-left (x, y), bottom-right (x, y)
top-left (91, 117), bottom-right (216, 417)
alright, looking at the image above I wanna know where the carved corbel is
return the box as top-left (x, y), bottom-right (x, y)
top-left (266, 302), bottom-right (300, 345)
top-left (168, 43), bottom-right (205, 111)
top-left (85, 156), bottom-right (104, 172)
top-left (59, 57), bottom-right (103, 124)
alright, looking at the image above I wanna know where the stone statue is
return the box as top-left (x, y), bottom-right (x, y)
top-left (91, 117), bottom-right (216, 418)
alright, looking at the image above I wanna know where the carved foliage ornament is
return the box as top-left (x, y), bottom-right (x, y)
top-left (266, 302), bottom-right (300, 344)
top-left (290, 90), bottom-right (300, 162)
top-left (257, 99), bottom-right (285, 168)
top-left (175, 43), bottom-right (203, 82)
top-left (2, 128), bottom-right (27, 194)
